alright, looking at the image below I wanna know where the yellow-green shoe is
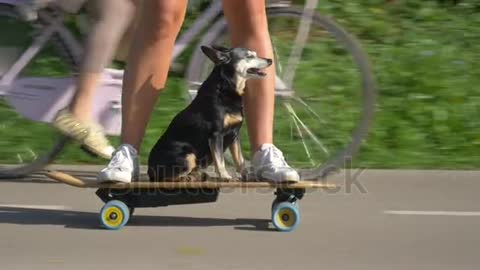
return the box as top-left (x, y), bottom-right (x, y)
top-left (53, 109), bottom-right (115, 159)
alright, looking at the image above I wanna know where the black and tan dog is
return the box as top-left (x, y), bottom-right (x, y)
top-left (148, 46), bottom-right (272, 181)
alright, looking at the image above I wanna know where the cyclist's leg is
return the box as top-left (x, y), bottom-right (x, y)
top-left (222, 0), bottom-right (300, 182)
top-left (53, 0), bottom-right (136, 159)
top-left (54, 0), bottom-right (137, 159)
top-left (70, 0), bottom-right (136, 122)
top-left (98, 0), bottom-right (187, 182)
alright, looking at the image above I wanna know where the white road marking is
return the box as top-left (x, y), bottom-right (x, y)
top-left (0, 204), bottom-right (70, 210)
top-left (384, 210), bottom-right (480, 217)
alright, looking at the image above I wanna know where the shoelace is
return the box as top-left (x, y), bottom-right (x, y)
top-left (109, 148), bottom-right (131, 169)
top-left (267, 146), bottom-right (288, 167)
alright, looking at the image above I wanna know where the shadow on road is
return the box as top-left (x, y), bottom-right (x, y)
top-left (0, 206), bottom-right (275, 232)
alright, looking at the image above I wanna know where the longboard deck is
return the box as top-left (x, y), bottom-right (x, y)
top-left (45, 171), bottom-right (335, 189)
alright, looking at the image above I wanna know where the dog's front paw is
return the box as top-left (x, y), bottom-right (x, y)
top-left (218, 170), bottom-right (233, 180)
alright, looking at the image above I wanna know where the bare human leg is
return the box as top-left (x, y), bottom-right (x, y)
top-left (120, 0), bottom-right (188, 151)
top-left (222, 0), bottom-right (300, 182)
top-left (98, 0), bottom-right (188, 182)
top-left (222, 0), bottom-right (275, 156)
top-left (54, 0), bottom-right (137, 159)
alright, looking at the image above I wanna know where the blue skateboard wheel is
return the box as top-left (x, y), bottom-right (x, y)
top-left (271, 202), bottom-right (300, 232)
top-left (100, 200), bottom-right (130, 230)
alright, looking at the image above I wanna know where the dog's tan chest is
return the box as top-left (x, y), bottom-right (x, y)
top-left (223, 113), bottom-right (243, 128)
top-left (235, 76), bottom-right (246, 96)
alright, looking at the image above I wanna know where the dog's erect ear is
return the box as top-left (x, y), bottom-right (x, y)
top-left (211, 45), bottom-right (230, 53)
top-left (201, 46), bottom-right (230, 64)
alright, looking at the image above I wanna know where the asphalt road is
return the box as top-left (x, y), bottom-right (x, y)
top-left (0, 169), bottom-right (479, 270)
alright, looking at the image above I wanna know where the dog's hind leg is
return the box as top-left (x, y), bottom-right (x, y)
top-left (149, 153), bottom-right (197, 181)
top-left (209, 135), bottom-right (233, 180)
top-left (176, 153), bottom-right (198, 180)
top-left (148, 140), bottom-right (198, 181)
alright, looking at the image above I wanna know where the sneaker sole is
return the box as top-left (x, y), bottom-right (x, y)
top-left (245, 171), bottom-right (300, 183)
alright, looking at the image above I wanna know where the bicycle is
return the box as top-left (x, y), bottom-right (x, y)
top-left (0, 0), bottom-right (376, 180)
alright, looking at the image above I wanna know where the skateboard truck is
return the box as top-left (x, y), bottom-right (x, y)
top-left (274, 188), bottom-right (305, 203)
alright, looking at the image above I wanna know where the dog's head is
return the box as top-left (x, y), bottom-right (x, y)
top-left (201, 45), bottom-right (272, 80)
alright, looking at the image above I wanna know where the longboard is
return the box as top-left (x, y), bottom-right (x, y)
top-left (45, 170), bottom-right (336, 232)
top-left (45, 171), bottom-right (335, 189)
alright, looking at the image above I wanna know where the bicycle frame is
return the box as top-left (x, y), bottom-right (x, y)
top-left (1, 0), bottom-right (315, 88)
top-left (1, 0), bottom-right (376, 177)
top-left (0, 0), bottom-right (316, 135)
top-left (1, 13), bottom-right (63, 88)
top-left (1, 0), bottom-right (26, 5)
top-left (172, 1), bottom-right (223, 61)
top-left (0, 2), bottom-right (123, 134)
top-left (0, 1), bottom-right (225, 134)
top-left (0, 1), bottom-right (224, 90)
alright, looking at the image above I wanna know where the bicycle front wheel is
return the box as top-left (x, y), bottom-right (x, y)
top-left (186, 6), bottom-right (376, 179)
top-left (0, 4), bottom-right (77, 178)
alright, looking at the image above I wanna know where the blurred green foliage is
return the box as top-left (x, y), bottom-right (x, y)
top-left (313, 0), bottom-right (480, 168)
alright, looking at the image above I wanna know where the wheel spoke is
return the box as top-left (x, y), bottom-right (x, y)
top-left (275, 75), bottom-right (289, 91)
top-left (291, 95), bottom-right (325, 124)
top-left (288, 108), bottom-right (316, 166)
top-left (283, 102), bottom-right (329, 156)
top-left (186, 6), bottom-right (376, 178)
top-left (27, 148), bottom-right (37, 160)
top-left (16, 154), bottom-right (23, 164)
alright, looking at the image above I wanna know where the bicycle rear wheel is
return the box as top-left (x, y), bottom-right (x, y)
top-left (186, 6), bottom-right (376, 179)
top-left (0, 4), bottom-right (77, 178)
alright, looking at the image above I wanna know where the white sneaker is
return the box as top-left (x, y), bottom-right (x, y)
top-left (97, 144), bottom-right (139, 183)
top-left (251, 144), bottom-right (300, 183)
